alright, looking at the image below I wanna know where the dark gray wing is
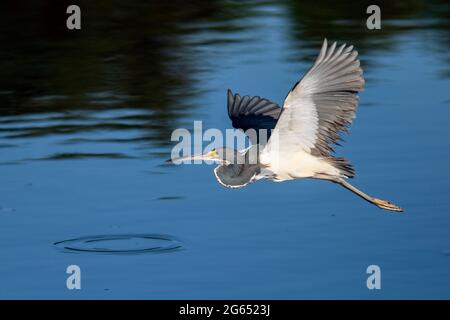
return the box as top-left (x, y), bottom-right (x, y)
top-left (227, 89), bottom-right (281, 145)
top-left (213, 163), bottom-right (260, 188)
top-left (212, 146), bottom-right (262, 188)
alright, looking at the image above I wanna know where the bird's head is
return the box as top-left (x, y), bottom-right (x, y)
top-left (168, 147), bottom-right (241, 165)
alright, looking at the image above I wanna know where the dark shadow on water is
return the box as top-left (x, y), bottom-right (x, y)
top-left (0, 143), bottom-right (17, 149)
top-left (28, 152), bottom-right (135, 161)
top-left (0, 161), bottom-right (23, 166)
top-left (156, 196), bottom-right (185, 201)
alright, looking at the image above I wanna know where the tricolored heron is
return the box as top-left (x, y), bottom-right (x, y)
top-left (171, 39), bottom-right (402, 212)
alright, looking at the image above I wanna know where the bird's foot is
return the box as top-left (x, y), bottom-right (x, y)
top-left (372, 198), bottom-right (403, 212)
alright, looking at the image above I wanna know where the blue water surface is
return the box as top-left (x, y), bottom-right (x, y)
top-left (0, 1), bottom-right (449, 299)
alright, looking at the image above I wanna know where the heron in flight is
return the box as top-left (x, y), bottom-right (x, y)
top-left (172, 39), bottom-right (402, 212)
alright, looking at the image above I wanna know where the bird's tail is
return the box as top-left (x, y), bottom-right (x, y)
top-left (327, 157), bottom-right (355, 178)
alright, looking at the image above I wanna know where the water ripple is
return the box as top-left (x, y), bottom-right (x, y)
top-left (54, 234), bottom-right (183, 255)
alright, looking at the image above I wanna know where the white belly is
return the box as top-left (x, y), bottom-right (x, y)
top-left (260, 149), bottom-right (339, 181)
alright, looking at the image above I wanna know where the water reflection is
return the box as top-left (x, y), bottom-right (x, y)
top-left (0, 1), bottom-right (263, 150)
top-left (0, 0), bottom-right (448, 161)
top-left (285, 0), bottom-right (449, 71)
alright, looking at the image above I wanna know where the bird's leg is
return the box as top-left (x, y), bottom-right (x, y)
top-left (315, 175), bottom-right (403, 212)
top-left (335, 177), bottom-right (403, 212)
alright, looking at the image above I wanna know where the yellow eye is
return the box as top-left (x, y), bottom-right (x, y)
top-left (209, 149), bottom-right (219, 158)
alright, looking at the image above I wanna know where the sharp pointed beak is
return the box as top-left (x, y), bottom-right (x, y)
top-left (166, 154), bottom-right (212, 164)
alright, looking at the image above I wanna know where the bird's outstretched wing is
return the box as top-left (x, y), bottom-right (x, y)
top-left (227, 89), bottom-right (281, 145)
top-left (267, 39), bottom-right (364, 158)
